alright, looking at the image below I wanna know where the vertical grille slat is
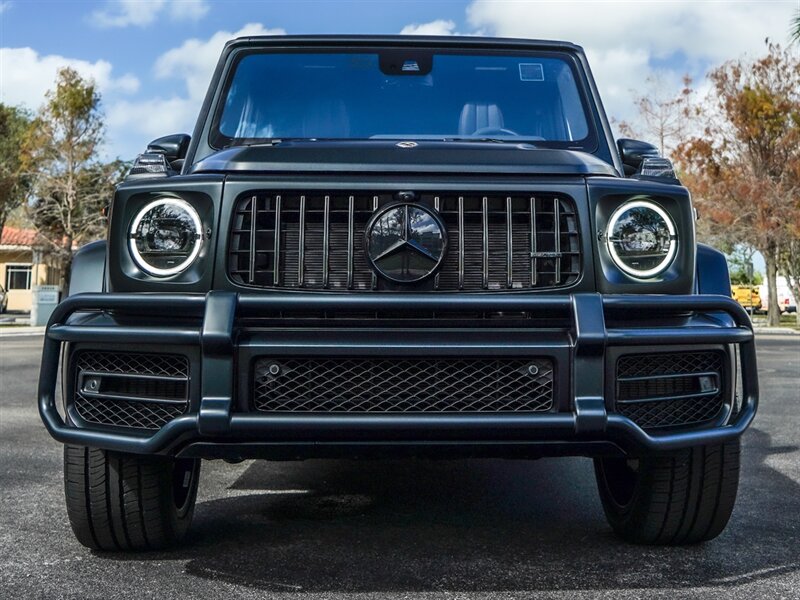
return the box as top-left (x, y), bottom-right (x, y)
top-left (506, 196), bottom-right (513, 289)
top-left (273, 194), bottom-right (281, 286)
top-left (371, 195), bottom-right (379, 290)
top-left (530, 196), bottom-right (537, 287)
top-left (298, 194), bottom-right (306, 286)
top-left (229, 191), bottom-right (581, 292)
top-left (458, 195), bottom-right (465, 290)
top-left (481, 196), bottom-right (489, 290)
top-left (248, 195), bottom-right (257, 284)
top-left (553, 196), bottom-right (561, 284)
top-left (347, 195), bottom-right (355, 290)
top-left (322, 194), bottom-right (330, 289)
top-left (434, 195), bottom-right (441, 291)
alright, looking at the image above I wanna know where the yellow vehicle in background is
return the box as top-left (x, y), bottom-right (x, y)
top-left (732, 284), bottom-right (761, 314)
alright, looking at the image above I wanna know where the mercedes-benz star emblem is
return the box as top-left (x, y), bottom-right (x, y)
top-left (365, 203), bottom-right (447, 283)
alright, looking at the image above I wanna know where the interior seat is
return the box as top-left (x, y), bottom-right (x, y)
top-left (458, 102), bottom-right (504, 135)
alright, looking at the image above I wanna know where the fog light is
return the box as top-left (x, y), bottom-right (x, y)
top-left (83, 377), bottom-right (101, 393)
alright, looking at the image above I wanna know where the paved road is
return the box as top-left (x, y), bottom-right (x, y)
top-left (1, 335), bottom-right (798, 599)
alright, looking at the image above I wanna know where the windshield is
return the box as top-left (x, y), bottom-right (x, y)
top-left (213, 50), bottom-right (594, 148)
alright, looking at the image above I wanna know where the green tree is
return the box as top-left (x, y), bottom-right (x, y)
top-left (23, 68), bottom-right (117, 290)
top-left (727, 245), bottom-right (763, 285)
top-left (792, 10), bottom-right (800, 43)
top-left (675, 43), bottom-right (800, 326)
top-left (0, 104), bottom-right (33, 242)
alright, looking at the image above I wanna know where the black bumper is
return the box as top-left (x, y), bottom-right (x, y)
top-left (38, 292), bottom-right (758, 458)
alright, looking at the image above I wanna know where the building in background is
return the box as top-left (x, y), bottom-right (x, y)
top-left (0, 227), bottom-right (60, 312)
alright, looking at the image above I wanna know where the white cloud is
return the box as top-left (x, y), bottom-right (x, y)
top-left (400, 19), bottom-right (458, 36)
top-left (0, 47), bottom-right (139, 109)
top-left (154, 22), bottom-right (285, 101)
top-left (105, 23), bottom-right (285, 159)
top-left (91, 0), bottom-right (165, 28)
top-left (90, 0), bottom-right (210, 28)
top-left (448, 0), bottom-right (798, 129)
top-left (168, 0), bottom-right (209, 22)
top-left (465, 1), bottom-right (796, 63)
top-left (106, 96), bottom-right (196, 142)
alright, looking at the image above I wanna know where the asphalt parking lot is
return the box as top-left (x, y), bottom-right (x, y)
top-left (1, 334), bottom-right (798, 599)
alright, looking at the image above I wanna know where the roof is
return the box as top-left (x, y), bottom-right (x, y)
top-left (227, 34), bottom-right (583, 53)
top-left (0, 226), bottom-right (37, 248)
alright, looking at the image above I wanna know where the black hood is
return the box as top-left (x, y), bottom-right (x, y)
top-left (189, 140), bottom-right (618, 177)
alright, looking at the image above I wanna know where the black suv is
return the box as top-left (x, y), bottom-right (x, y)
top-left (38, 36), bottom-right (758, 550)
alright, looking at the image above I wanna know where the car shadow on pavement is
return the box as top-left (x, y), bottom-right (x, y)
top-left (104, 426), bottom-right (800, 593)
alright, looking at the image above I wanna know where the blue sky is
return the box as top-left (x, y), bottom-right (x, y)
top-left (1, 0), bottom-right (798, 162)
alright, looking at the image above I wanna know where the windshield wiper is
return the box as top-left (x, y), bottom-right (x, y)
top-left (467, 138), bottom-right (509, 144)
top-left (448, 137), bottom-right (540, 146)
top-left (224, 138), bottom-right (298, 148)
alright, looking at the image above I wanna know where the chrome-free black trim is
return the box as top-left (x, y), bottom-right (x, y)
top-left (38, 292), bottom-right (757, 457)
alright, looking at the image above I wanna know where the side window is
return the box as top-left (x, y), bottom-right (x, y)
top-left (5, 264), bottom-right (32, 290)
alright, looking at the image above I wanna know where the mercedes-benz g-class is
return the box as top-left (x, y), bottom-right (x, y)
top-left (38, 35), bottom-right (758, 550)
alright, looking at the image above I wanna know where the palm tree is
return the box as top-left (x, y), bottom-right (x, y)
top-left (793, 10), bottom-right (800, 43)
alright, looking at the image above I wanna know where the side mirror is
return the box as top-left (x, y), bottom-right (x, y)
top-left (146, 134), bottom-right (191, 162)
top-left (126, 134), bottom-right (191, 181)
top-left (617, 138), bottom-right (659, 176)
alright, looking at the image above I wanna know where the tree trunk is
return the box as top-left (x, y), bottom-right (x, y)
top-left (786, 277), bottom-right (800, 328)
top-left (58, 256), bottom-right (73, 296)
top-left (58, 236), bottom-right (74, 294)
top-left (765, 250), bottom-right (781, 327)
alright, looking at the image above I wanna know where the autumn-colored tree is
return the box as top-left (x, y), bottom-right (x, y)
top-left (675, 43), bottom-right (800, 326)
top-left (0, 104), bottom-right (33, 242)
top-left (615, 74), bottom-right (694, 159)
top-left (23, 68), bottom-right (120, 290)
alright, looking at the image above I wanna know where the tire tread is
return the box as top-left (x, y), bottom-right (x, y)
top-left (63, 445), bottom-right (198, 551)
top-left (595, 439), bottom-right (740, 545)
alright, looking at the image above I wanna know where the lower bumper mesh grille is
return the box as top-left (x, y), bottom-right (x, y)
top-left (615, 351), bottom-right (726, 429)
top-left (74, 395), bottom-right (186, 430)
top-left (73, 351), bottom-right (189, 430)
top-left (253, 357), bottom-right (554, 413)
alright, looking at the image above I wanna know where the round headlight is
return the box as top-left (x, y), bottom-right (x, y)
top-left (129, 198), bottom-right (203, 276)
top-left (606, 200), bottom-right (676, 278)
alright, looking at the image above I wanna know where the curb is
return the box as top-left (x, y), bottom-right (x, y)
top-left (753, 327), bottom-right (800, 336)
top-left (0, 326), bottom-right (46, 337)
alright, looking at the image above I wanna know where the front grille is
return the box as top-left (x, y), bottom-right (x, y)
top-left (615, 351), bottom-right (726, 429)
top-left (229, 192), bottom-right (580, 291)
top-left (253, 357), bottom-right (554, 412)
top-left (73, 351), bottom-right (189, 430)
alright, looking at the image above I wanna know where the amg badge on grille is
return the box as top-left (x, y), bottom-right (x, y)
top-left (365, 203), bottom-right (447, 283)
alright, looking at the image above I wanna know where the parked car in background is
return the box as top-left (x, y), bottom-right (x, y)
top-left (758, 278), bottom-right (797, 314)
top-left (732, 284), bottom-right (761, 314)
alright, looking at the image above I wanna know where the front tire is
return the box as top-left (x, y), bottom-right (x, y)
top-left (64, 445), bottom-right (200, 551)
top-left (594, 440), bottom-right (740, 545)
